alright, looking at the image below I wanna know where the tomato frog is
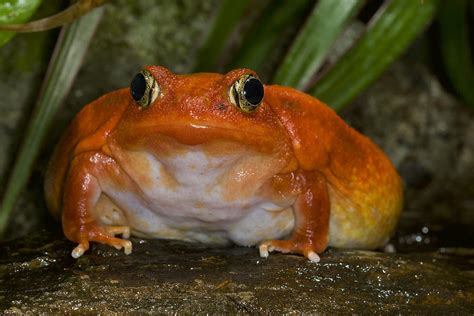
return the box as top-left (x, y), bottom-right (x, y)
top-left (45, 66), bottom-right (403, 262)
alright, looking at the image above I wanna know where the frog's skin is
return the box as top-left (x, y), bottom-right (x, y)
top-left (44, 66), bottom-right (403, 262)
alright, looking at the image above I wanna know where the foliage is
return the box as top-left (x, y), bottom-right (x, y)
top-left (309, 0), bottom-right (439, 110)
top-left (438, 0), bottom-right (474, 108)
top-left (0, 0), bottom-right (42, 47)
top-left (274, 0), bottom-right (366, 90)
top-left (0, 3), bottom-right (104, 235)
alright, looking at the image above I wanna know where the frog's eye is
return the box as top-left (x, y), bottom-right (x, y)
top-left (229, 74), bottom-right (264, 113)
top-left (130, 69), bottom-right (160, 108)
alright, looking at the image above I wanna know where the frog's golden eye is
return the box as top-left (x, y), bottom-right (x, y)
top-left (130, 69), bottom-right (160, 108)
top-left (229, 74), bottom-right (264, 113)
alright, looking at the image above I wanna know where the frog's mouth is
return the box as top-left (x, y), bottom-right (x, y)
top-left (156, 122), bottom-right (277, 146)
top-left (118, 120), bottom-right (288, 155)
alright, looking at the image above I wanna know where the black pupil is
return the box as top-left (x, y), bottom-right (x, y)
top-left (243, 78), bottom-right (264, 106)
top-left (130, 73), bottom-right (146, 101)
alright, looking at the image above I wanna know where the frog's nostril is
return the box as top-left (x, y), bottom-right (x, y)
top-left (216, 103), bottom-right (227, 111)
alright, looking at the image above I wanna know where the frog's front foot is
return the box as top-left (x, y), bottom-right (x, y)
top-left (259, 240), bottom-right (321, 263)
top-left (70, 224), bottom-right (132, 258)
top-left (258, 171), bottom-right (330, 263)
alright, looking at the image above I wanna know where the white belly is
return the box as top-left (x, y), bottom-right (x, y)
top-left (95, 143), bottom-right (295, 246)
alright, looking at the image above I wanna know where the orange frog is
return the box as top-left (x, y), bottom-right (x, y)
top-left (45, 66), bottom-right (403, 262)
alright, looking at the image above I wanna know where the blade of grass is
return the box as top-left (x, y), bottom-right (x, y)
top-left (309, 0), bottom-right (439, 111)
top-left (193, 0), bottom-right (250, 72)
top-left (273, 0), bottom-right (365, 90)
top-left (0, 0), bottom-right (42, 47)
top-left (0, 7), bottom-right (104, 236)
top-left (228, 0), bottom-right (312, 73)
top-left (438, 0), bottom-right (474, 108)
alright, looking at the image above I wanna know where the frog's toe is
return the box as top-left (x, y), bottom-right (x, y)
top-left (104, 225), bottom-right (131, 239)
top-left (110, 239), bottom-right (132, 255)
top-left (68, 224), bottom-right (133, 258)
top-left (90, 230), bottom-right (133, 255)
top-left (113, 239), bottom-right (132, 255)
top-left (258, 243), bottom-right (271, 258)
top-left (306, 251), bottom-right (320, 263)
top-left (258, 240), bottom-right (321, 263)
top-left (71, 240), bottom-right (90, 259)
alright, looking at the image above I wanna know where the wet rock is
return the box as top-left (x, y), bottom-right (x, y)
top-left (1, 230), bottom-right (473, 314)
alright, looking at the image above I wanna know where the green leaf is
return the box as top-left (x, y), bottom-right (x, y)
top-left (309, 0), bottom-right (439, 111)
top-left (0, 0), bottom-right (42, 47)
top-left (273, 0), bottom-right (365, 90)
top-left (193, 0), bottom-right (250, 72)
top-left (438, 0), bottom-right (474, 108)
top-left (229, 0), bottom-right (312, 73)
top-left (0, 7), bottom-right (104, 236)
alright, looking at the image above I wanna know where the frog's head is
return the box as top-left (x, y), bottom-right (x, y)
top-left (116, 66), bottom-right (288, 152)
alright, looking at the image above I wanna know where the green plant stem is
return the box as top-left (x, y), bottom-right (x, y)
top-left (193, 0), bottom-right (250, 72)
top-left (309, 0), bottom-right (439, 111)
top-left (438, 0), bottom-right (474, 108)
top-left (0, 7), bottom-right (104, 236)
top-left (273, 0), bottom-right (365, 90)
top-left (0, 0), bottom-right (109, 33)
top-left (229, 0), bottom-right (312, 73)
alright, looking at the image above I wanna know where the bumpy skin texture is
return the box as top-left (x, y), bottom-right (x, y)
top-left (44, 66), bottom-right (403, 261)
